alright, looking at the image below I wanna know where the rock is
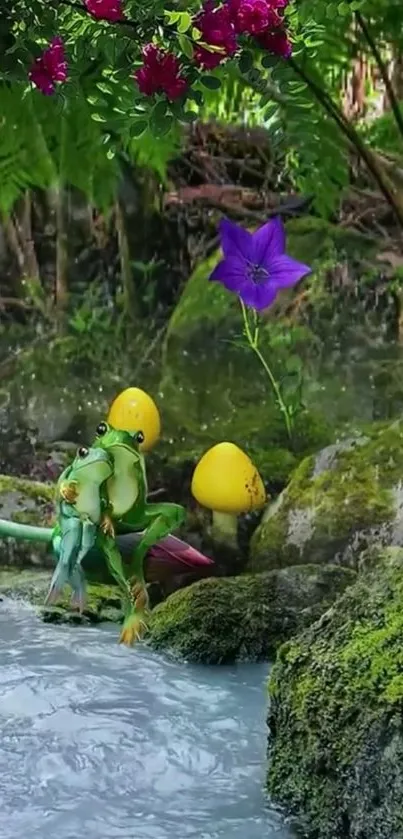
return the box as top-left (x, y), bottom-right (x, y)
top-left (0, 567), bottom-right (123, 624)
top-left (147, 564), bottom-right (355, 664)
top-left (249, 421), bottom-right (403, 572)
top-left (267, 546), bottom-right (403, 839)
top-left (0, 474), bottom-right (54, 567)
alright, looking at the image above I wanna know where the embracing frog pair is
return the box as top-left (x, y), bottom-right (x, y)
top-left (47, 421), bottom-right (186, 645)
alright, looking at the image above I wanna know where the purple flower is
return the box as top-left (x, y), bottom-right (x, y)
top-left (209, 216), bottom-right (311, 310)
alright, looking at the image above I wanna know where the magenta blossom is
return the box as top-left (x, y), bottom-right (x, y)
top-left (84, 0), bottom-right (125, 21)
top-left (228, 0), bottom-right (283, 34)
top-left (257, 27), bottom-right (292, 57)
top-left (209, 216), bottom-right (310, 310)
top-left (28, 37), bottom-right (67, 95)
top-left (193, 1), bottom-right (238, 68)
top-left (134, 44), bottom-right (188, 100)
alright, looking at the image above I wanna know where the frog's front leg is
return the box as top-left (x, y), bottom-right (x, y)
top-left (59, 480), bottom-right (79, 505)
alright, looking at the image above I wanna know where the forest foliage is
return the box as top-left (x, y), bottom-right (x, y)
top-left (0, 0), bottom-right (402, 218)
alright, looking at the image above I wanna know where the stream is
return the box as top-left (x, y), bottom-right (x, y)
top-left (0, 598), bottom-right (293, 839)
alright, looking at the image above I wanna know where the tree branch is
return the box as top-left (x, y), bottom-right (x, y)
top-left (288, 57), bottom-right (403, 229)
top-left (355, 11), bottom-right (403, 141)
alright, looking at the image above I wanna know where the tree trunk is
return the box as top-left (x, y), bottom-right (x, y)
top-left (115, 197), bottom-right (140, 321)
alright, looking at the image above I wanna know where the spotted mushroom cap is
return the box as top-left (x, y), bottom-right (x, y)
top-left (191, 442), bottom-right (266, 514)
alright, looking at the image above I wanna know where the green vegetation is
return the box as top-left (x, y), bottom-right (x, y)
top-left (267, 547), bottom-right (403, 839)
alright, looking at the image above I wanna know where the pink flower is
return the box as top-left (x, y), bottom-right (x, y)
top-left (134, 44), bottom-right (188, 100)
top-left (28, 37), bottom-right (67, 95)
top-left (193, 45), bottom-right (227, 69)
top-left (229, 0), bottom-right (281, 34)
top-left (193, 1), bottom-right (237, 68)
top-left (257, 27), bottom-right (292, 57)
top-left (84, 0), bottom-right (125, 21)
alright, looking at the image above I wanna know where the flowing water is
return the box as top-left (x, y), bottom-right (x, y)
top-left (0, 598), bottom-right (293, 839)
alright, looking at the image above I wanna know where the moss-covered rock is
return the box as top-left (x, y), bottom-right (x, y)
top-left (0, 474), bottom-right (54, 566)
top-left (147, 563), bottom-right (355, 664)
top-left (267, 546), bottom-right (403, 839)
top-left (0, 567), bottom-right (123, 624)
top-left (249, 422), bottom-right (403, 572)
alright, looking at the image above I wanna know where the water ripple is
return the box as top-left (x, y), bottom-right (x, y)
top-left (0, 598), bottom-right (293, 839)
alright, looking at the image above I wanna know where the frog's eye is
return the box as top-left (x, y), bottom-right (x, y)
top-left (133, 430), bottom-right (144, 445)
top-left (77, 446), bottom-right (89, 459)
top-left (96, 421), bottom-right (108, 437)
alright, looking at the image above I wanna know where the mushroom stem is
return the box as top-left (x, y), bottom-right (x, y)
top-left (211, 511), bottom-right (238, 546)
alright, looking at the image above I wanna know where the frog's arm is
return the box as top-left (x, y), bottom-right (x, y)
top-left (55, 464), bottom-right (78, 506)
top-left (99, 486), bottom-right (115, 537)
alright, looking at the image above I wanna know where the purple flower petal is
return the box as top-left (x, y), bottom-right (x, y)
top-left (209, 256), bottom-right (248, 293)
top-left (269, 254), bottom-right (311, 289)
top-left (219, 218), bottom-right (254, 262)
top-left (252, 216), bottom-right (285, 266)
top-left (239, 282), bottom-right (278, 311)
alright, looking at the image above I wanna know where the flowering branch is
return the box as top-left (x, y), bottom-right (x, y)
top-left (55, 0), bottom-right (142, 36)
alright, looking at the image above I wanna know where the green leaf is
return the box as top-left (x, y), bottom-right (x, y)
top-left (130, 120), bottom-right (148, 137)
top-left (239, 50), bottom-right (254, 74)
top-left (149, 114), bottom-right (174, 137)
top-left (187, 88), bottom-right (204, 106)
top-left (178, 34), bottom-right (193, 59)
top-left (164, 10), bottom-right (181, 24)
top-left (90, 112), bottom-right (105, 122)
top-left (150, 100), bottom-right (169, 129)
top-left (181, 110), bottom-right (197, 123)
top-left (261, 54), bottom-right (280, 69)
top-left (177, 12), bottom-right (192, 33)
top-left (200, 75), bottom-right (221, 89)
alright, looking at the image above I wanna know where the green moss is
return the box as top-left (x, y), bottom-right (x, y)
top-left (267, 547), bottom-right (403, 838)
top-left (147, 564), bottom-right (355, 664)
top-left (0, 568), bottom-right (123, 623)
top-left (250, 422), bottom-right (403, 571)
top-left (0, 474), bottom-right (54, 503)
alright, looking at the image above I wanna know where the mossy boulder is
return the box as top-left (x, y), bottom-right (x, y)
top-left (267, 546), bottom-right (403, 839)
top-left (147, 563), bottom-right (355, 664)
top-left (0, 474), bottom-right (54, 567)
top-left (249, 421), bottom-right (403, 572)
top-left (0, 567), bottom-right (123, 624)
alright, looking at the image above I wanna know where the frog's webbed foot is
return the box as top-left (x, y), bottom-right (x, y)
top-left (59, 480), bottom-right (79, 505)
top-left (100, 513), bottom-right (115, 539)
top-left (118, 576), bottom-right (150, 646)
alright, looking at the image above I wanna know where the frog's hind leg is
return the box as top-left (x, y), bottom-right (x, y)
top-left (122, 503), bottom-right (186, 645)
top-left (70, 521), bottom-right (96, 611)
top-left (70, 565), bottom-right (87, 613)
top-left (45, 520), bottom-right (81, 606)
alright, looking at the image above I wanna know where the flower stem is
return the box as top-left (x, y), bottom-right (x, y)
top-left (240, 300), bottom-right (294, 444)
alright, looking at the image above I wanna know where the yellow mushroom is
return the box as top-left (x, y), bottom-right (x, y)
top-left (191, 442), bottom-right (266, 545)
top-left (107, 387), bottom-right (161, 452)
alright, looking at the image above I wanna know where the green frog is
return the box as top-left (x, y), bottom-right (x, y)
top-left (46, 445), bottom-right (114, 611)
top-left (92, 421), bottom-right (186, 643)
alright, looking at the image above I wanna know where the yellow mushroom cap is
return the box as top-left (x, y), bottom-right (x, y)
top-left (107, 387), bottom-right (161, 452)
top-left (191, 442), bottom-right (266, 514)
